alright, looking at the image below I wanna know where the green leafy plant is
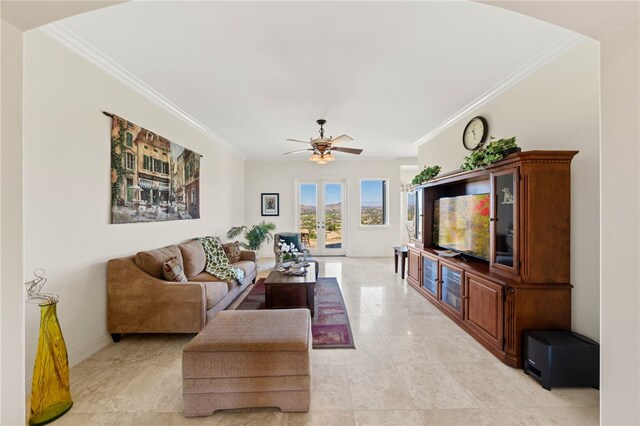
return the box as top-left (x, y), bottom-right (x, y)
top-left (226, 221), bottom-right (276, 251)
top-left (110, 118), bottom-right (127, 206)
top-left (460, 136), bottom-right (519, 171)
top-left (412, 165), bottom-right (442, 185)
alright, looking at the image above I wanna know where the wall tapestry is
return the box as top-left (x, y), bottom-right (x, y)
top-left (109, 113), bottom-right (201, 223)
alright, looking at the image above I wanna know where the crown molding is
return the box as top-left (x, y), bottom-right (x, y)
top-left (415, 33), bottom-right (585, 147)
top-left (40, 23), bottom-right (246, 159)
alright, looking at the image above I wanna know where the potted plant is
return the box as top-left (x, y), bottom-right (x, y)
top-left (412, 165), bottom-right (442, 185)
top-left (460, 136), bottom-right (519, 171)
top-left (226, 221), bottom-right (276, 251)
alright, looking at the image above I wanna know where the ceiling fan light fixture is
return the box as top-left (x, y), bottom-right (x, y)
top-left (310, 153), bottom-right (321, 162)
top-left (324, 152), bottom-right (335, 161)
top-left (316, 159), bottom-right (328, 165)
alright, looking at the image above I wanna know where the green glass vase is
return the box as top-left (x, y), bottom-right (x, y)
top-left (29, 302), bottom-right (73, 426)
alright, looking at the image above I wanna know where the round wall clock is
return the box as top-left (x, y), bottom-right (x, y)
top-left (462, 116), bottom-right (488, 151)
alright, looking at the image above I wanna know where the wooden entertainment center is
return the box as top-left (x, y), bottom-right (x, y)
top-left (407, 150), bottom-right (578, 367)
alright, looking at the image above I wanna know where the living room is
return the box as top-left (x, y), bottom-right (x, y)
top-left (1, 1), bottom-right (638, 425)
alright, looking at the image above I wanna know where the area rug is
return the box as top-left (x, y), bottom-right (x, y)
top-left (235, 277), bottom-right (355, 349)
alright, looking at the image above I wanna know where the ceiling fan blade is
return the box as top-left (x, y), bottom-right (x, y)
top-left (286, 139), bottom-right (311, 144)
top-left (330, 134), bottom-right (353, 145)
top-left (283, 149), bottom-right (313, 155)
top-left (331, 147), bottom-right (363, 155)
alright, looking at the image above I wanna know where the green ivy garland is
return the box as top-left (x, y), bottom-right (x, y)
top-left (110, 119), bottom-right (127, 206)
top-left (412, 165), bottom-right (441, 185)
top-left (460, 136), bottom-right (518, 171)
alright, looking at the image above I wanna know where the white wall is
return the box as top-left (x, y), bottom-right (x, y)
top-left (22, 30), bottom-right (246, 384)
top-left (418, 40), bottom-right (601, 341)
top-left (1, 18), bottom-right (26, 425)
top-left (600, 18), bottom-right (640, 425)
top-left (245, 159), bottom-right (415, 259)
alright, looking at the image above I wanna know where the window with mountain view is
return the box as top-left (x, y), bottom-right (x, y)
top-left (360, 179), bottom-right (387, 225)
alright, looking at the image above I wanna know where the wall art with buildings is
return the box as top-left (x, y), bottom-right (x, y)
top-left (109, 114), bottom-right (201, 224)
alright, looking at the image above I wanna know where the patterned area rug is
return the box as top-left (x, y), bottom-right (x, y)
top-left (235, 277), bottom-right (355, 349)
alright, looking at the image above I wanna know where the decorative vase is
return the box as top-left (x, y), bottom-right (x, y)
top-left (29, 302), bottom-right (73, 426)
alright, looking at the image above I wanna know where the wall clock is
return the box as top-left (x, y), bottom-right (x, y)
top-left (462, 116), bottom-right (488, 151)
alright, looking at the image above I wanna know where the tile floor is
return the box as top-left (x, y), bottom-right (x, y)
top-left (55, 257), bottom-right (599, 425)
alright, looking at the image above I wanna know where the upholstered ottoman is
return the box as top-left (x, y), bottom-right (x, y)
top-left (182, 309), bottom-right (312, 416)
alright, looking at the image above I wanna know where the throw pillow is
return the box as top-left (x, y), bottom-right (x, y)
top-left (163, 257), bottom-right (187, 283)
top-left (222, 241), bottom-right (242, 263)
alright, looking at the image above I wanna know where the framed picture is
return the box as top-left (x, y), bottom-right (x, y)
top-left (261, 193), bottom-right (279, 216)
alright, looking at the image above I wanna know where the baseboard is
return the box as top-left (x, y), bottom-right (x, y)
top-left (68, 334), bottom-right (113, 368)
top-left (346, 251), bottom-right (393, 258)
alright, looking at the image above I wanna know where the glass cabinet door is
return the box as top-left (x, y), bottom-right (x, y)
top-left (415, 190), bottom-right (423, 243)
top-left (491, 169), bottom-right (518, 273)
top-left (440, 264), bottom-right (463, 316)
top-left (422, 255), bottom-right (438, 298)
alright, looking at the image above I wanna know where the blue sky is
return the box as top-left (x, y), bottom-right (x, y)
top-left (361, 180), bottom-right (384, 206)
top-left (300, 183), bottom-right (342, 206)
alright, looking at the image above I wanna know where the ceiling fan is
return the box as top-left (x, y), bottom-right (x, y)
top-left (284, 119), bottom-right (363, 164)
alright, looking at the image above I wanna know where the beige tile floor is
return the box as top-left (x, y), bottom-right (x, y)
top-left (55, 257), bottom-right (599, 425)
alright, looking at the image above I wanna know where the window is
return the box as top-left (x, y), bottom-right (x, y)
top-left (125, 152), bottom-right (135, 170)
top-left (143, 155), bottom-right (151, 171)
top-left (125, 132), bottom-right (133, 147)
top-left (146, 133), bottom-right (154, 141)
top-left (407, 191), bottom-right (416, 222)
top-left (360, 179), bottom-right (387, 226)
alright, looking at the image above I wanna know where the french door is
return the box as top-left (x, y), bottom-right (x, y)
top-left (296, 179), bottom-right (346, 256)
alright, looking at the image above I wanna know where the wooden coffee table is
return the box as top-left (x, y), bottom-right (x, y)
top-left (264, 263), bottom-right (316, 316)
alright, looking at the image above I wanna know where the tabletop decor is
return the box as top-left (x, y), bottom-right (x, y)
top-left (106, 112), bottom-right (202, 224)
top-left (25, 270), bottom-right (73, 426)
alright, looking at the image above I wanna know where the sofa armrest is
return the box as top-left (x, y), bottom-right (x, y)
top-left (107, 257), bottom-right (206, 333)
top-left (240, 250), bottom-right (258, 263)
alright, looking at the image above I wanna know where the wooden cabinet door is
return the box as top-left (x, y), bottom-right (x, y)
top-left (407, 248), bottom-right (421, 286)
top-left (438, 261), bottom-right (464, 319)
top-left (465, 273), bottom-right (504, 350)
top-left (490, 167), bottom-right (519, 276)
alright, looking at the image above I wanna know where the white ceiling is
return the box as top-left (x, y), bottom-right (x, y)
top-left (52, 1), bottom-right (577, 161)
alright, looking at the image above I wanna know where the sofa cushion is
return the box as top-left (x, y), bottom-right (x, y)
top-left (202, 282), bottom-right (229, 310)
top-left (135, 245), bottom-right (183, 279)
top-left (233, 260), bottom-right (256, 281)
top-left (163, 257), bottom-right (187, 283)
top-left (222, 241), bottom-right (242, 263)
top-left (190, 271), bottom-right (221, 282)
top-left (179, 240), bottom-right (207, 279)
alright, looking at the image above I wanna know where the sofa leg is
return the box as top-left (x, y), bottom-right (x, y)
top-left (111, 333), bottom-right (122, 343)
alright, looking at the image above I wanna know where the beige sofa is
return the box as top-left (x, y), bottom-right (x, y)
top-left (107, 239), bottom-right (257, 342)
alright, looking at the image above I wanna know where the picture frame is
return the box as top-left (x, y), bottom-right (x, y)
top-left (261, 193), bottom-right (279, 216)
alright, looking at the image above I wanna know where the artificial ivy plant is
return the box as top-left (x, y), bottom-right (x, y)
top-left (412, 165), bottom-right (442, 185)
top-left (460, 136), bottom-right (519, 171)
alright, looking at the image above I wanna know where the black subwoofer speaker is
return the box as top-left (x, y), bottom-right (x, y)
top-left (523, 330), bottom-right (599, 391)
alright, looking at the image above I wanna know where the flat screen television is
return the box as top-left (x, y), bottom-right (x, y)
top-left (433, 193), bottom-right (490, 260)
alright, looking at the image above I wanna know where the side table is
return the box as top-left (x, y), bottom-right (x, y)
top-left (394, 246), bottom-right (408, 279)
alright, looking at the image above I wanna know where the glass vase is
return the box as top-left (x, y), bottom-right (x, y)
top-left (29, 302), bottom-right (73, 426)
